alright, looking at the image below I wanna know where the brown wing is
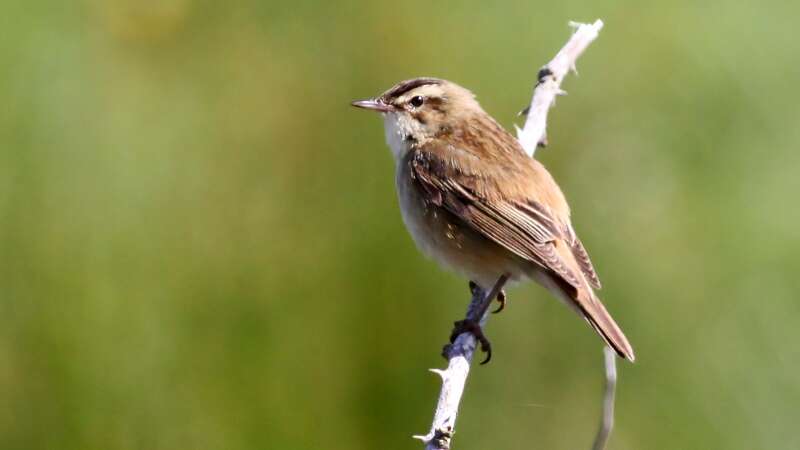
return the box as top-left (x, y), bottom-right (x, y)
top-left (409, 150), bottom-right (582, 289)
top-left (410, 149), bottom-right (634, 361)
top-left (569, 232), bottom-right (602, 290)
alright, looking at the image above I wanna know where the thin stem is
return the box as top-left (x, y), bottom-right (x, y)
top-left (591, 346), bottom-right (618, 450)
top-left (415, 19), bottom-right (612, 450)
top-left (414, 275), bottom-right (509, 450)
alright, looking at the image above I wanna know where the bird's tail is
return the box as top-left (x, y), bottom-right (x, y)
top-left (576, 288), bottom-right (635, 361)
top-left (538, 271), bottom-right (635, 361)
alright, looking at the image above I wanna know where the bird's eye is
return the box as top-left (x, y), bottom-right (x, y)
top-left (409, 96), bottom-right (424, 108)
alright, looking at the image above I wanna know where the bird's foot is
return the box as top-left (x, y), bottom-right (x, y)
top-left (449, 318), bottom-right (493, 365)
top-left (468, 281), bottom-right (507, 314)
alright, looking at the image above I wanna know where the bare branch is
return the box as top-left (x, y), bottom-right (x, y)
top-left (416, 20), bottom-right (611, 450)
top-left (516, 20), bottom-right (605, 156)
top-left (591, 346), bottom-right (618, 450)
top-left (414, 278), bottom-right (507, 450)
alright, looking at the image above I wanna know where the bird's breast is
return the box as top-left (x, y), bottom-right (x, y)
top-left (394, 162), bottom-right (525, 288)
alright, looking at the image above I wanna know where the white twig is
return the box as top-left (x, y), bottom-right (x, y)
top-left (416, 20), bottom-right (608, 450)
top-left (412, 291), bottom-right (483, 450)
top-left (591, 346), bottom-right (618, 450)
top-left (414, 279), bottom-right (506, 450)
top-left (516, 19), bottom-right (604, 156)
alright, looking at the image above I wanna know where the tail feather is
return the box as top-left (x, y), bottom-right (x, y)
top-left (577, 289), bottom-right (635, 361)
top-left (538, 270), bottom-right (635, 361)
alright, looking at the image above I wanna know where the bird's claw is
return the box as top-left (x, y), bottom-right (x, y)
top-left (492, 290), bottom-right (507, 314)
top-left (449, 319), bottom-right (493, 365)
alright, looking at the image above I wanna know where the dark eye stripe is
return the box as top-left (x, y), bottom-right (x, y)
top-left (381, 77), bottom-right (443, 101)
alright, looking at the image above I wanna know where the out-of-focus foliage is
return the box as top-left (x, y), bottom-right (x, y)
top-left (1, 1), bottom-right (799, 449)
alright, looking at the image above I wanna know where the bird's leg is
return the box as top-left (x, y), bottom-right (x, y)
top-left (468, 281), bottom-right (507, 314)
top-left (447, 275), bottom-right (510, 365)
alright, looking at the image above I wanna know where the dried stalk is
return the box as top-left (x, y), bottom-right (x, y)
top-left (591, 346), bottom-right (618, 450)
top-left (516, 19), bottom-right (605, 156)
top-left (415, 19), bottom-right (615, 450)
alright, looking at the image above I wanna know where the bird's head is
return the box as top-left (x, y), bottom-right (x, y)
top-left (352, 78), bottom-right (483, 158)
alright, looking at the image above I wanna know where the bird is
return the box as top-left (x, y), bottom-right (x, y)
top-left (351, 77), bottom-right (634, 364)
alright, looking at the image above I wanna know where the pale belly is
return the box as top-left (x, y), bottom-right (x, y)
top-left (395, 164), bottom-right (528, 289)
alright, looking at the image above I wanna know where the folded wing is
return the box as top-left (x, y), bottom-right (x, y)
top-left (410, 150), bottom-right (634, 360)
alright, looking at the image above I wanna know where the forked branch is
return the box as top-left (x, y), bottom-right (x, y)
top-left (415, 20), bottom-right (617, 450)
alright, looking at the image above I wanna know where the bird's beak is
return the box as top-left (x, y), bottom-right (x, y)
top-left (351, 98), bottom-right (392, 113)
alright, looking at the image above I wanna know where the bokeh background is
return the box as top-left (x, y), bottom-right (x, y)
top-left (2, 1), bottom-right (799, 449)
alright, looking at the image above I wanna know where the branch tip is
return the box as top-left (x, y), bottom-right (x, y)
top-left (420, 20), bottom-right (614, 449)
top-left (516, 19), bottom-right (604, 156)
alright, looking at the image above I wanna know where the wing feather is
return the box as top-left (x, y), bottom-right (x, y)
top-left (410, 152), bottom-right (582, 289)
top-left (571, 235), bottom-right (602, 289)
top-left (408, 147), bottom-right (632, 360)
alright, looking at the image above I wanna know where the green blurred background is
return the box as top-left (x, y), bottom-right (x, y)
top-left (2, 1), bottom-right (799, 449)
